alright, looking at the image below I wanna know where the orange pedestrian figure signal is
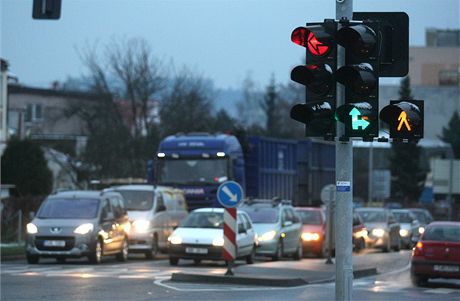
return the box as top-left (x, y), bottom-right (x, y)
top-left (397, 111), bottom-right (411, 131)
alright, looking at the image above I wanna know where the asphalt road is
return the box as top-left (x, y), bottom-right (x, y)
top-left (1, 250), bottom-right (459, 301)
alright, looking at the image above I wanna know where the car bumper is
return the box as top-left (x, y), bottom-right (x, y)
top-left (169, 243), bottom-right (224, 261)
top-left (365, 236), bottom-right (388, 249)
top-left (26, 234), bottom-right (96, 258)
top-left (128, 232), bottom-right (154, 252)
top-left (302, 239), bottom-right (323, 254)
top-left (254, 240), bottom-right (279, 256)
top-left (411, 259), bottom-right (460, 279)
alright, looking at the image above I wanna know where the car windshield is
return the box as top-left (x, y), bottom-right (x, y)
top-left (158, 159), bottom-right (228, 185)
top-left (180, 212), bottom-right (224, 228)
top-left (115, 190), bottom-right (153, 211)
top-left (38, 198), bottom-right (100, 219)
top-left (358, 210), bottom-right (386, 223)
top-left (411, 210), bottom-right (431, 224)
top-left (240, 207), bottom-right (279, 223)
top-left (393, 212), bottom-right (413, 223)
top-left (297, 210), bottom-right (322, 225)
top-left (422, 226), bottom-right (460, 242)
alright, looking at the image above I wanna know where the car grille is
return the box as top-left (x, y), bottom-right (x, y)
top-left (35, 236), bottom-right (75, 251)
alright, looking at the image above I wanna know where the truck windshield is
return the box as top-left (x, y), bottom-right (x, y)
top-left (38, 198), bottom-right (100, 219)
top-left (158, 159), bottom-right (228, 185)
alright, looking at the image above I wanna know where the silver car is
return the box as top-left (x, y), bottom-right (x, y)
top-left (391, 209), bottom-right (421, 249)
top-left (239, 199), bottom-right (302, 260)
top-left (25, 190), bottom-right (130, 264)
top-left (356, 208), bottom-right (401, 252)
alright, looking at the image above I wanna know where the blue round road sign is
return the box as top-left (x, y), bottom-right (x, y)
top-left (217, 181), bottom-right (244, 208)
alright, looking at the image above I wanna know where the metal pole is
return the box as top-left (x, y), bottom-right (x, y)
top-left (336, 1), bottom-right (354, 301)
top-left (17, 210), bottom-right (23, 243)
top-left (368, 142), bottom-right (374, 203)
top-left (447, 156), bottom-right (454, 221)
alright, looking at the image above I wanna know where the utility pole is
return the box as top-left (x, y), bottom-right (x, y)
top-left (335, 0), bottom-right (354, 301)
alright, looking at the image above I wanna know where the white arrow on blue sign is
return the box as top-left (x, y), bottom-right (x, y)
top-left (217, 181), bottom-right (244, 208)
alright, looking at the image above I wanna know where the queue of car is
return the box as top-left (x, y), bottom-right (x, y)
top-left (28, 185), bottom-right (453, 286)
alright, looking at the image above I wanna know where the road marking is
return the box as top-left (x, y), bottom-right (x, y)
top-left (424, 288), bottom-right (459, 294)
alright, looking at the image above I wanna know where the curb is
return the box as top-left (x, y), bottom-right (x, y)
top-left (171, 272), bottom-right (309, 287)
top-left (170, 267), bottom-right (378, 287)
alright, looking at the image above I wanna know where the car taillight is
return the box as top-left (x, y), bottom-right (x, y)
top-left (412, 241), bottom-right (424, 257)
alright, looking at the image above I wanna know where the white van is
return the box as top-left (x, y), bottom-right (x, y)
top-left (105, 185), bottom-right (188, 259)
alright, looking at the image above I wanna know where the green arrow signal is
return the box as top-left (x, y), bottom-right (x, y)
top-left (349, 107), bottom-right (370, 130)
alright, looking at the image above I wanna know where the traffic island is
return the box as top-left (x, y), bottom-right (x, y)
top-left (170, 272), bottom-right (309, 287)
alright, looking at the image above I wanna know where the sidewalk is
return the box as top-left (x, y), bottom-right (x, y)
top-left (171, 251), bottom-right (411, 287)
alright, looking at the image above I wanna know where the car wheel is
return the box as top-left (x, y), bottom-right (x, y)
top-left (382, 236), bottom-right (391, 253)
top-left (145, 236), bottom-right (159, 260)
top-left (116, 238), bottom-right (129, 262)
top-left (411, 273), bottom-right (428, 287)
top-left (169, 257), bottom-right (179, 266)
top-left (246, 246), bottom-right (256, 264)
top-left (357, 238), bottom-right (365, 253)
top-left (272, 240), bottom-right (283, 261)
top-left (56, 257), bottom-right (66, 264)
top-left (89, 239), bottom-right (103, 264)
top-left (293, 240), bottom-right (303, 260)
top-left (393, 235), bottom-right (401, 251)
top-left (26, 254), bottom-right (39, 264)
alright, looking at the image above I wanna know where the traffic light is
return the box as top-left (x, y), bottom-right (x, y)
top-left (380, 100), bottom-right (424, 141)
top-left (290, 20), bottom-right (337, 139)
top-left (334, 20), bottom-right (380, 140)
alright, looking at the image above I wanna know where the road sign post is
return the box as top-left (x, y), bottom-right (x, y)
top-left (217, 181), bottom-right (244, 276)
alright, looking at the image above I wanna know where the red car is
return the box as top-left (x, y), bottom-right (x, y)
top-left (295, 207), bottom-right (326, 257)
top-left (411, 221), bottom-right (460, 286)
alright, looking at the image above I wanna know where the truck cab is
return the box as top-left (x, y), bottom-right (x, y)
top-left (153, 133), bottom-right (245, 210)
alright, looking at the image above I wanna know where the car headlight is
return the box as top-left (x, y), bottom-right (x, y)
top-left (399, 229), bottom-right (410, 237)
top-left (418, 227), bottom-right (425, 234)
top-left (74, 223), bottom-right (94, 235)
top-left (212, 237), bottom-right (224, 247)
top-left (301, 232), bottom-right (320, 241)
top-left (132, 220), bottom-right (150, 233)
top-left (371, 228), bottom-right (385, 238)
top-left (168, 236), bottom-right (182, 245)
top-left (258, 230), bottom-right (277, 242)
top-left (26, 223), bottom-right (38, 234)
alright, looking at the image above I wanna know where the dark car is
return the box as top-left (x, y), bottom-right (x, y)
top-left (411, 221), bottom-right (460, 286)
top-left (25, 190), bottom-right (130, 264)
top-left (295, 207), bottom-right (326, 257)
top-left (408, 208), bottom-right (434, 235)
top-left (352, 212), bottom-right (368, 253)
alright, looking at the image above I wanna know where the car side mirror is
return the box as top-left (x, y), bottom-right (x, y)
top-left (283, 221), bottom-right (293, 227)
top-left (29, 211), bottom-right (35, 220)
top-left (103, 212), bottom-right (114, 222)
top-left (157, 205), bottom-right (167, 212)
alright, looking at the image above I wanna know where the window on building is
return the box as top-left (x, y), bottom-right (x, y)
top-left (439, 70), bottom-right (460, 86)
top-left (25, 104), bottom-right (43, 122)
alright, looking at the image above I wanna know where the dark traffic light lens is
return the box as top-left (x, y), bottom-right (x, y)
top-left (336, 64), bottom-right (376, 95)
top-left (336, 25), bottom-right (376, 57)
top-left (291, 64), bottom-right (333, 95)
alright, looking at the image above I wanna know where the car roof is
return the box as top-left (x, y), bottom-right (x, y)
top-left (49, 190), bottom-right (102, 199)
top-left (105, 184), bottom-right (180, 193)
top-left (295, 207), bottom-right (324, 212)
top-left (356, 207), bottom-right (387, 211)
top-left (427, 221), bottom-right (460, 227)
top-left (193, 208), bottom-right (225, 213)
top-left (391, 209), bottom-right (412, 213)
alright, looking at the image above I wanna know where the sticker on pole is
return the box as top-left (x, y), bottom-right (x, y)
top-left (336, 181), bottom-right (351, 192)
top-left (217, 181), bottom-right (244, 208)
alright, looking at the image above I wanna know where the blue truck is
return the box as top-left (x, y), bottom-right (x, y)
top-left (150, 133), bottom-right (335, 210)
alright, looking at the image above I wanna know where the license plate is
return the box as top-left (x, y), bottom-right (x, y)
top-left (185, 247), bottom-right (208, 254)
top-left (433, 265), bottom-right (459, 272)
top-left (43, 240), bottom-right (66, 247)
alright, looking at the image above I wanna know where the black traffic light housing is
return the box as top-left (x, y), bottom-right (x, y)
top-left (290, 19), bottom-right (337, 140)
top-left (380, 100), bottom-right (424, 141)
top-left (33, 0), bottom-right (61, 19)
top-left (335, 20), bottom-right (380, 141)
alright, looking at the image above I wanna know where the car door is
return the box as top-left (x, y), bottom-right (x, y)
top-left (110, 196), bottom-right (127, 250)
top-left (281, 208), bottom-right (297, 253)
top-left (99, 198), bottom-right (117, 253)
top-left (387, 211), bottom-right (400, 246)
top-left (236, 213), bottom-right (253, 256)
top-left (152, 192), bottom-right (170, 248)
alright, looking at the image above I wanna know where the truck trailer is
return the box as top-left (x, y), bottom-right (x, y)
top-left (150, 133), bottom-right (335, 210)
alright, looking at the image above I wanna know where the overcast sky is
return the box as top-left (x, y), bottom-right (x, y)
top-left (1, 0), bottom-right (459, 90)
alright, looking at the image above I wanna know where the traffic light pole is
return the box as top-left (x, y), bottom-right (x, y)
top-left (335, 1), bottom-right (354, 301)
